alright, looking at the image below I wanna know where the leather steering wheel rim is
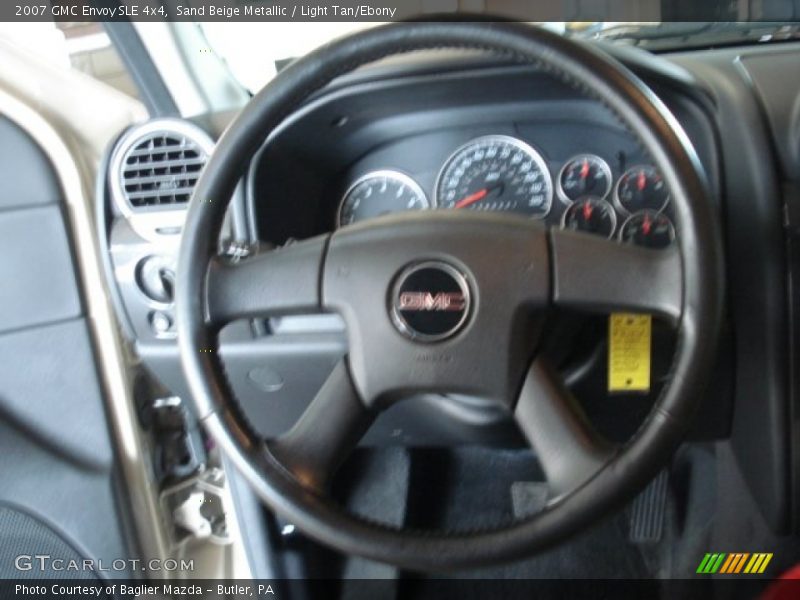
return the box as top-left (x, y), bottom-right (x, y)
top-left (176, 21), bottom-right (723, 571)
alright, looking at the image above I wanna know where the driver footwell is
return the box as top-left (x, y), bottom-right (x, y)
top-left (258, 441), bottom-right (800, 598)
top-left (267, 446), bottom-right (680, 593)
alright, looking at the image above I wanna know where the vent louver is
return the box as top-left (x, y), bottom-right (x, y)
top-left (119, 130), bottom-right (209, 209)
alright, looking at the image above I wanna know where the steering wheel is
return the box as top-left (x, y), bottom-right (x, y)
top-left (176, 21), bottom-right (722, 571)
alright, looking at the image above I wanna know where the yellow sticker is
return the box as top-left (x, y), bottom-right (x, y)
top-left (608, 313), bottom-right (651, 393)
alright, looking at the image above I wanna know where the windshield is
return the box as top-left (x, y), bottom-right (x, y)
top-left (201, 23), bottom-right (378, 92)
top-left (200, 20), bottom-right (800, 93)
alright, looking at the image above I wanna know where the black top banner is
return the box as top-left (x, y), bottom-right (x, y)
top-left (3, 0), bottom-right (800, 23)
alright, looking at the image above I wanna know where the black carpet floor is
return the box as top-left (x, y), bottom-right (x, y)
top-left (278, 442), bottom-right (800, 600)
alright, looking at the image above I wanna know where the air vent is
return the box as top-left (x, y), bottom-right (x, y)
top-left (120, 132), bottom-right (208, 208)
top-left (110, 120), bottom-right (214, 219)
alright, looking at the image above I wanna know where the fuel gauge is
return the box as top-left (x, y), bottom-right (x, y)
top-left (619, 210), bottom-right (675, 249)
top-left (561, 196), bottom-right (617, 239)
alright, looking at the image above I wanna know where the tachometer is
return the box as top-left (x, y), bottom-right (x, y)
top-left (615, 165), bottom-right (669, 213)
top-left (561, 196), bottom-right (617, 239)
top-left (435, 135), bottom-right (553, 219)
top-left (338, 170), bottom-right (429, 227)
top-left (557, 154), bottom-right (612, 204)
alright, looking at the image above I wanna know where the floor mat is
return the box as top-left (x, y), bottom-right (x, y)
top-left (401, 447), bottom-right (653, 581)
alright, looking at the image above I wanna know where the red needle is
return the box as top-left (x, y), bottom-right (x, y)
top-left (454, 188), bottom-right (489, 209)
top-left (637, 170), bottom-right (647, 192)
top-left (642, 214), bottom-right (652, 235)
top-left (582, 201), bottom-right (594, 221)
top-left (580, 159), bottom-right (590, 180)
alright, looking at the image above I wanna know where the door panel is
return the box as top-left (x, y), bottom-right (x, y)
top-left (0, 115), bottom-right (132, 578)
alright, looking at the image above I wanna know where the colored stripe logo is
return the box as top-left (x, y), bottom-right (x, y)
top-left (696, 553), bottom-right (773, 574)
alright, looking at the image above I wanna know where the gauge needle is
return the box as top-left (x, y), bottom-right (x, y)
top-left (642, 214), bottom-right (652, 235)
top-left (582, 201), bottom-right (594, 221)
top-left (453, 183), bottom-right (502, 209)
top-left (637, 170), bottom-right (647, 192)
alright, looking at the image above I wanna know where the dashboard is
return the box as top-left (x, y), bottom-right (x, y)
top-left (234, 59), bottom-right (725, 448)
top-left (248, 60), bottom-right (719, 255)
top-left (99, 41), bottom-right (800, 532)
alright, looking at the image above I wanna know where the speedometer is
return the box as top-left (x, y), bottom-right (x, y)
top-left (435, 135), bottom-right (553, 219)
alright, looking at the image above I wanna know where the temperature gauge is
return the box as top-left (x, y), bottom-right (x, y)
top-left (557, 154), bottom-right (612, 204)
top-left (620, 210), bottom-right (675, 249)
top-left (561, 197), bottom-right (617, 239)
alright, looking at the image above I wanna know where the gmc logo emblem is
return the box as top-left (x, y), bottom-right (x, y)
top-left (398, 292), bottom-right (466, 312)
top-left (391, 262), bottom-right (471, 341)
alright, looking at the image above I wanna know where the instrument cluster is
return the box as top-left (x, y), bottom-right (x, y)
top-left (337, 134), bottom-right (675, 249)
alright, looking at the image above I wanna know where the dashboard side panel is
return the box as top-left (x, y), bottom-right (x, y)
top-left (672, 46), bottom-right (792, 533)
top-left (737, 50), bottom-right (800, 182)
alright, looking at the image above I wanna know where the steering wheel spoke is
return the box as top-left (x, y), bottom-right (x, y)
top-left (515, 358), bottom-right (616, 498)
top-left (206, 235), bottom-right (328, 327)
top-left (550, 229), bottom-right (682, 325)
top-left (267, 360), bottom-right (375, 492)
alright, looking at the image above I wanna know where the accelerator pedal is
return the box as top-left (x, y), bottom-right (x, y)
top-left (629, 469), bottom-right (669, 544)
